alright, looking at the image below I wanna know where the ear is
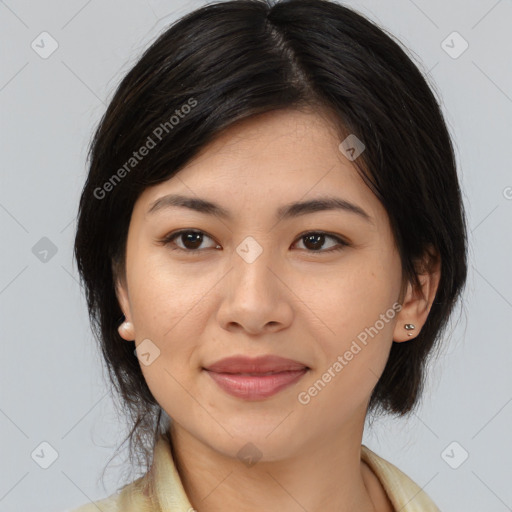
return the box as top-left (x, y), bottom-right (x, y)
top-left (112, 261), bottom-right (135, 342)
top-left (393, 244), bottom-right (441, 342)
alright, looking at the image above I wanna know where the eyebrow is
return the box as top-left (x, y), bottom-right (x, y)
top-left (146, 193), bottom-right (373, 224)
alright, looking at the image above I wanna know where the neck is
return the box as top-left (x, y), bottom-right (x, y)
top-left (167, 420), bottom-right (379, 512)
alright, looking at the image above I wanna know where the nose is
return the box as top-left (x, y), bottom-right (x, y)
top-left (216, 239), bottom-right (294, 336)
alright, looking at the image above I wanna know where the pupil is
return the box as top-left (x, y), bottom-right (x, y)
top-left (184, 232), bottom-right (202, 249)
top-left (305, 234), bottom-right (323, 250)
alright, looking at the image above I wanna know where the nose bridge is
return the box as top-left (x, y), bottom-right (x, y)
top-left (231, 234), bottom-right (276, 296)
top-left (218, 236), bottom-right (284, 333)
top-left (215, 230), bottom-right (296, 334)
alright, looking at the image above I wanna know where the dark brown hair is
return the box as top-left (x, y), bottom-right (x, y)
top-left (74, 0), bottom-right (468, 485)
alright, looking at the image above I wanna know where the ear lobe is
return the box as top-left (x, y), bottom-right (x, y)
top-left (393, 245), bottom-right (441, 343)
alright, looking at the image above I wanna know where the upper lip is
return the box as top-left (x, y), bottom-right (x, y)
top-left (203, 355), bottom-right (309, 374)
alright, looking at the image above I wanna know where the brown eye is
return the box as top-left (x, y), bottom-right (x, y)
top-left (161, 230), bottom-right (219, 252)
top-left (302, 233), bottom-right (326, 251)
top-left (293, 232), bottom-right (349, 253)
top-left (160, 230), bottom-right (349, 255)
top-left (178, 231), bottom-right (205, 250)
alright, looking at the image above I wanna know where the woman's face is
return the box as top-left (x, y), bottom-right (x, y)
top-left (115, 108), bottom-right (409, 460)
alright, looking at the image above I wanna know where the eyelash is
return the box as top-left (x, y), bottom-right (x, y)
top-left (158, 229), bottom-right (350, 255)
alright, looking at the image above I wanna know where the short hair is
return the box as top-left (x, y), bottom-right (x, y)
top-left (73, 0), bottom-right (468, 482)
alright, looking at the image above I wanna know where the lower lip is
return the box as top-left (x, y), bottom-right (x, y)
top-left (204, 368), bottom-right (308, 400)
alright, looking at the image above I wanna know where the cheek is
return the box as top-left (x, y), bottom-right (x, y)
top-left (311, 258), bottom-right (400, 347)
top-left (301, 259), bottom-right (402, 420)
top-left (128, 254), bottom-right (212, 338)
top-left (297, 272), bottom-right (399, 425)
top-left (132, 269), bottom-right (206, 418)
top-left (127, 259), bottom-right (212, 404)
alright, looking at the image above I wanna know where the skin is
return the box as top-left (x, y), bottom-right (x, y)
top-left (115, 108), bottom-right (441, 512)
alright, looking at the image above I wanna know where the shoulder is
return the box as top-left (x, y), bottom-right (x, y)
top-left (66, 492), bottom-right (119, 512)
top-left (361, 445), bottom-right (441, 512)
top-left (67, 475), bottom-right (150, 512)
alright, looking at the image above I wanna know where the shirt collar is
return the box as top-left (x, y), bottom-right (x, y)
top-left (141, 434), bottom-right (440, 512)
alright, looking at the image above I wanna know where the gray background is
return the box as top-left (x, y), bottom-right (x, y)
top-left (1, 0), bottom-right (511, 510)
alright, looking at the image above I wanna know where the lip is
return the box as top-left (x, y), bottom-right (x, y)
top-left (204, 355), bottom-right (309, 373)
top-left (203, 355), bottom-right (309, 400)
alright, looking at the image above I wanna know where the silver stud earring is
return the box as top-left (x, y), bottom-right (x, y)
top-left (404, 323), bottom-right (416, 336)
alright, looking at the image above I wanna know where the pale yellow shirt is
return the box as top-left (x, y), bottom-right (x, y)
top-left (69, 434), bottom-right (440, 511)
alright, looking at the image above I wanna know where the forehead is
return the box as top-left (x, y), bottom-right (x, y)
top-left (135, 108), bottom-right (386, 227)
